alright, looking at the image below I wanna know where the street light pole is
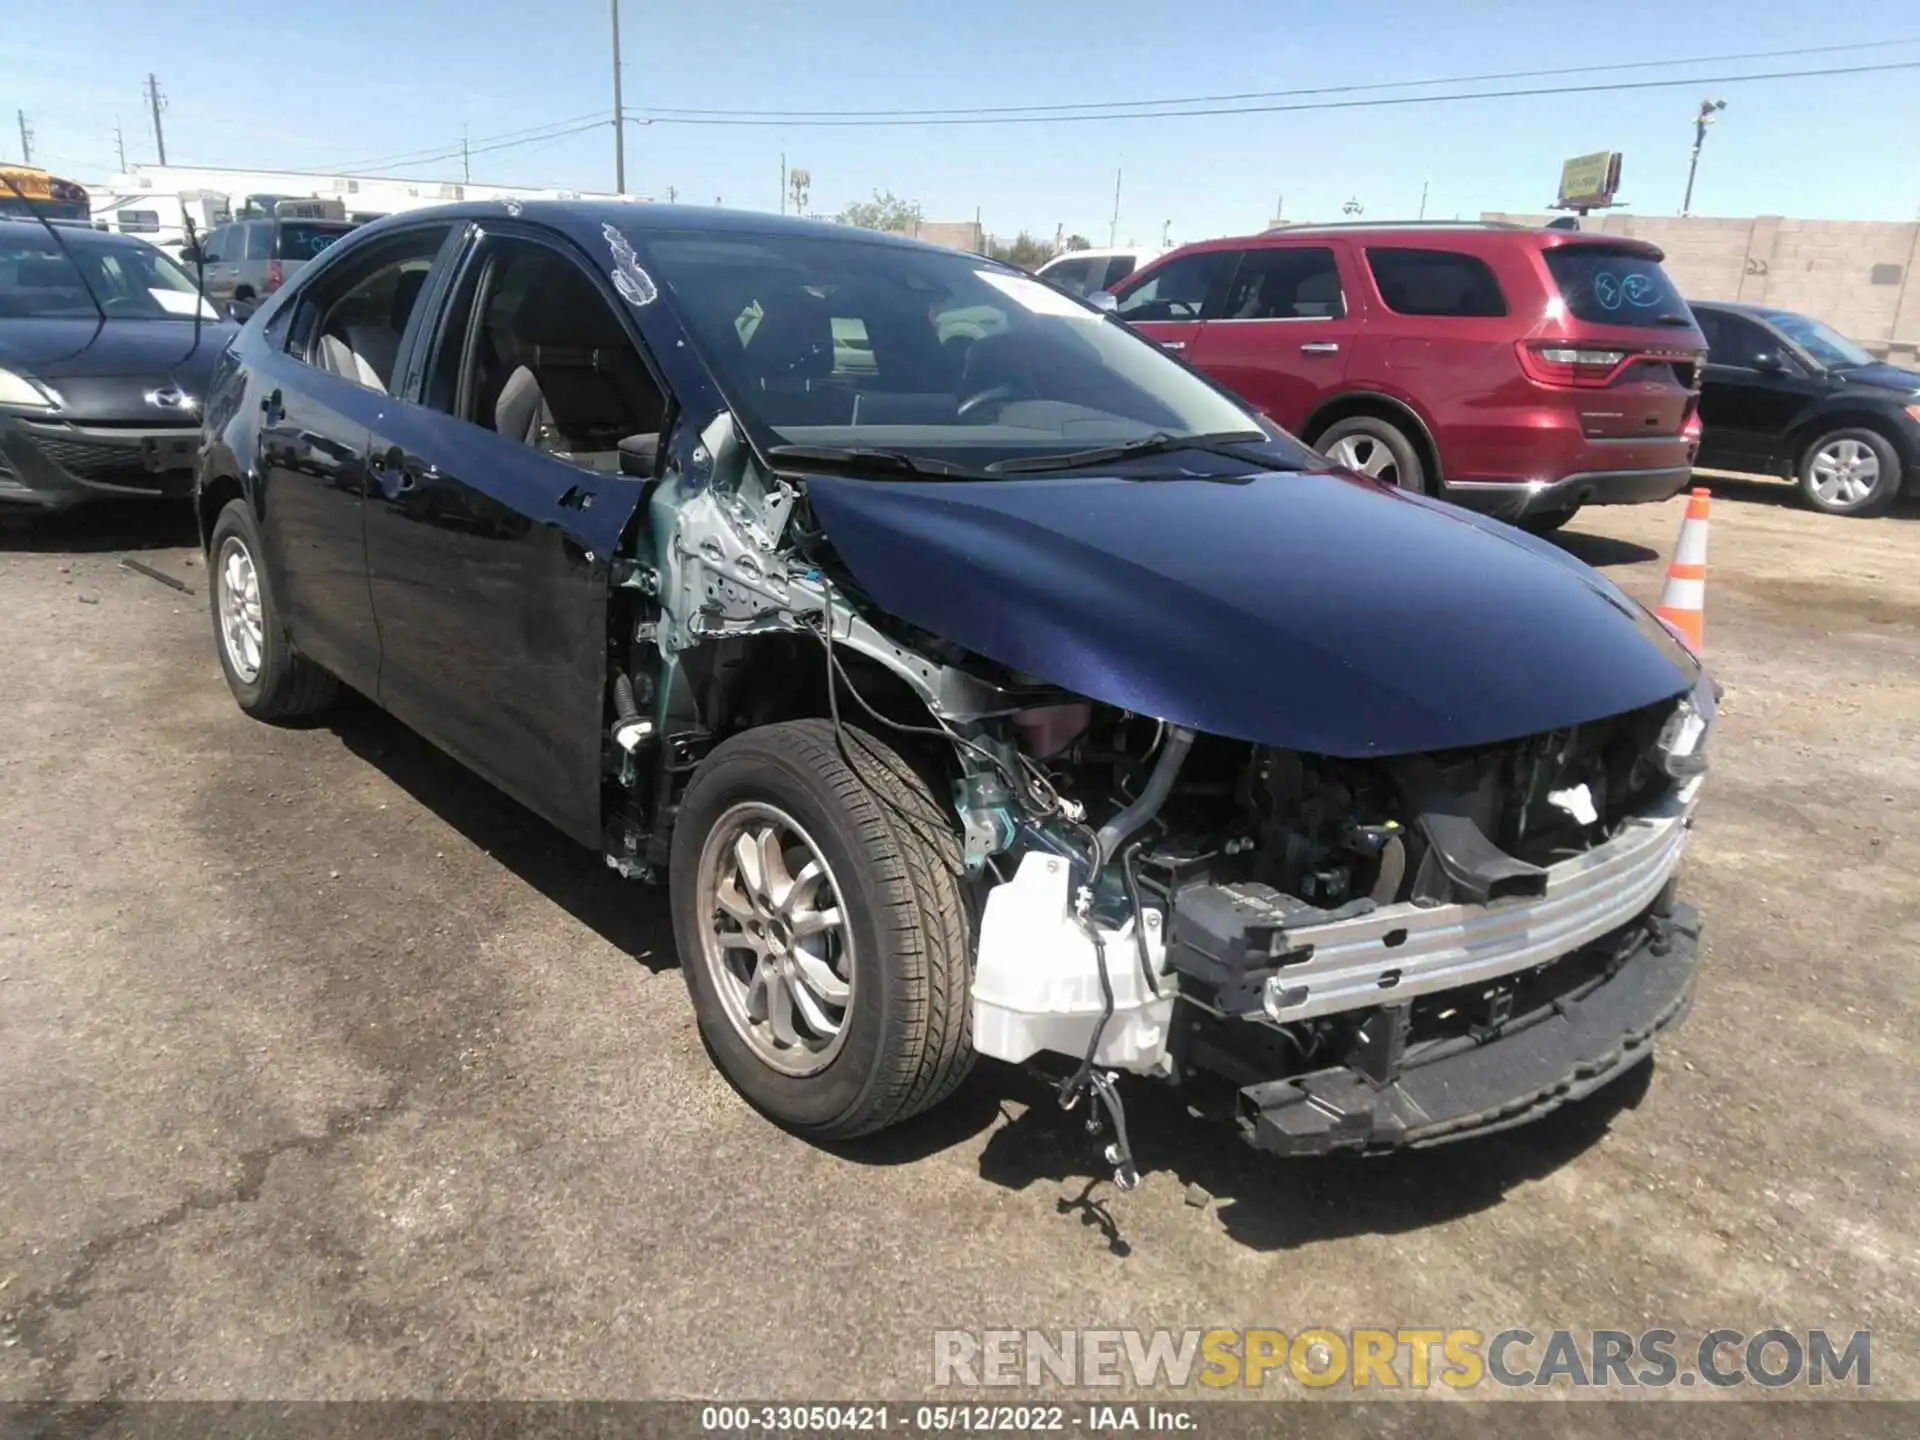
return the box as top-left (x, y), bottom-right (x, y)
top-left (610, 0), bottom-right (626, 194)
top-left (1681, 98), bottom-right (1726, 217)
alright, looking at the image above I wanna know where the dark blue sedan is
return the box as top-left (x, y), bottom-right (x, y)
top-left (195, 201), bottom-right (1714, 1177)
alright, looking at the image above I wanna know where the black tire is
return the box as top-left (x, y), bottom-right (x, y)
top-left (1796, 427), bottom-right (1901, 517)
top-left (207, 498), bottom-right (338, 720)
top-left (1519, 504), bottom-right (1582, 534)
top-left (670, 719), bottom-right (974, 1139)
top-left (1316, 414), bottom-right (1427, 494)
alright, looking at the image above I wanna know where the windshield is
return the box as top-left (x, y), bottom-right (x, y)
top-left (0, 232), bottom-right (216, 320)
top-left (631, 229), bottom-right (1302, 474)
top-left (1542, 246), bottom-right (1692, 329)
top-left (1766, 311), bottom-right (1873, 369)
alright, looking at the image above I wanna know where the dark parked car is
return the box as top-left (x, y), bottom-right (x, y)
top-left (1109, 223), bottom-right (1708, 531)
top-left (0, 218), bottom-right (235, 512)
top-left (196, 202), bottom-right (1714, 1175)
top-left (1689, 300), bottom-right (1918, 516)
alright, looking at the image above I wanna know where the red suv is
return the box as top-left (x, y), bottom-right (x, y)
top-left (1107, 223), bottom-right (1707, 529)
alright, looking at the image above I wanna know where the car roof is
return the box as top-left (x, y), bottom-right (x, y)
top-left (1042, 246), bottom-right (1160, 262)
top-left (1686, 298), bottom-right (1798, 322)
top-left (345, 200), bottom-right (968, 260)
top-left (1153, 221), bottom-right (1664, 261)
top-left (0, 216), bottom-right (160, 251)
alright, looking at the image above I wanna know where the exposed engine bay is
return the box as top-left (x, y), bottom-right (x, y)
top-left (608, 414), bottom-right (1713, 1181)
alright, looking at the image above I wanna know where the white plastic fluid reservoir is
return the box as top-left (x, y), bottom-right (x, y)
top-left (971, 850), bottom-right (1176, 1074)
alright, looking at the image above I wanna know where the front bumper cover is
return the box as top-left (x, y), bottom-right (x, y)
top-left (1238, 901), bottom-right (1700, 1156)
top-left (0, 415), bottom-right (199, 510)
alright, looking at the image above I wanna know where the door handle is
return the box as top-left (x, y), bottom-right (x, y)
top-left (1159, 340), bottom-right (1187, 352)
top-left (1300, 342), bottom-right (1341, 355)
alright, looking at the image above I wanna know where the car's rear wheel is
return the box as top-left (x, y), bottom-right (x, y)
top-left (1798, 428), bottom-right (1901, 517)
top-left (670, 719), bottom-right (973, 1139)
top-left (208, 498), bottom-right (338, 720)
top-left (1318, 415), bottom-right (1426, 494)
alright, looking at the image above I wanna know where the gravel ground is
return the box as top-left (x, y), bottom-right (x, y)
top-left (0, 479), bottom-right (1914, 1411)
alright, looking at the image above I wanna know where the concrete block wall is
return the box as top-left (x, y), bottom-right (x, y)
top-left (1484, 212), bottom-right (1920, 365)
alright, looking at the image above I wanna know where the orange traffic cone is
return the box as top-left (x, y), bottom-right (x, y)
top-left (1655, 488), bottom-right (1710, 654)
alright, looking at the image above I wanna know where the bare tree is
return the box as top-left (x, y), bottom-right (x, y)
top-left (789, 167), bottom-right (811, 216)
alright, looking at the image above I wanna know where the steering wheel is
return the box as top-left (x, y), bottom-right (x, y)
top-left (956, 382), bottom-right (1021, 421)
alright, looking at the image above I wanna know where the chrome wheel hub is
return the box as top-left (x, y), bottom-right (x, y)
top-left (696, 802), bottom-right (853, 1076)
top-left (1809, 439), bottom-right (1879, 508)
top-left (216, 536), bottom-right (265, 683)
top-left (1326, 434), bottom-right (1400, 483)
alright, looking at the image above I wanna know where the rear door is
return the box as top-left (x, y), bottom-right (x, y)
top-left (1112, 248), bottom-right (1235, 363)
top-left (1693, 309), bottom-right (1811, 472)
top-left (362, 223), bottom-right (666, 844)
top-left (1188, 242), bottom-right (1358, 429)
top-left (198, 224), bottom-right (240, 305)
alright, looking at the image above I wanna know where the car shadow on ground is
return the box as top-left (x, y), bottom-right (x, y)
top-left (966, 1059), bottom-right (1653, 1255)
top-left (1546, 529), bottom-right (1662, 567)
top-left (0, 498), bottom-right (200, 552)
top-left (324, 689), bottom-right (679, 972)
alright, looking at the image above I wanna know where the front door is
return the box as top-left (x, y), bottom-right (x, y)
top-left (1694, 310), bottom-right (1813, 473)
top-left (363, 227), bottom-right (665, 845)
top-left (1113, 248), bottom-right (1236, 368)
top-left (1189, 244), bottom-right (1358, 430)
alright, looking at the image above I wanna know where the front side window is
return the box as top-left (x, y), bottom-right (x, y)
top-left (1220, 247), bottom-right (1346, 320)
top-left (1112, 250), bottom-right (1230, 322)
top-left (1100, 255), bottom-right (1139, 290)
top-left (117, 210), bottom-right (161, 235)
top-left (629, 230), bottom-right (1287, 474)
top-left (423, 235), bottom-right (667, 471)
top-left (200, 226), bottom-right (230, 262)
top-left (295, 229), bottom-right (449, 392)
top-left (1543, 246), bottom-right (1690, 328)
top-left (1366, 247), bottom-right (1506, 317)
top-left (1765, 311), bottom-right (1872, 369)
top-left (1040, 257), bottom-right (1096, 295)
top-left (0, 234), bottom-right (211, 320)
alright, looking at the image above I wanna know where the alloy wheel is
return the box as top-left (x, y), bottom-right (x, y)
top-left (216, 535), bottom-right (265, 683)
top-left (1808, 439), bottom-right (1880, 509)
top-left (1326, 433), bottom-right (1400, 484)
top-left (695, 801), bottom-right (854, 1077)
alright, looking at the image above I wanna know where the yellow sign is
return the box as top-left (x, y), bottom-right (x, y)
top-left (0, 165), bottom-right (56, 202)
top-left (1557, 151), bottom-right (1621, 208)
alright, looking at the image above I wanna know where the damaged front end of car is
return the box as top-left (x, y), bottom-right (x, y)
top-left (598, 397), bottom-right (1713, 1181)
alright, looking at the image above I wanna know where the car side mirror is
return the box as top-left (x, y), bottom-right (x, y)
top-left (1087, 290), bottom-right (1119, 314)
top-left (1750, 351), bottom-right (1785, 373)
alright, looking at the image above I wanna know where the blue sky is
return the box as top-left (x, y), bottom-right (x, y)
top-left (7, 0), bottom-right (1920, 243)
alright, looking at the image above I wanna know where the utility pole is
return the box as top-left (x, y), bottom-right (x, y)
top-left (609, 0), bottom-right (626, 193)
top-left (146, 74), bottom-right (168, 165)
top-left (461, 125), bottom-right (471, 185)
top-left (114, 119), bottom-right (127, 171)
top-left (667, 185), bottom-right (677, 203)
top-left (780, 152), bottom-right (786, 214)
top-left (1681, 98), bottom-right (1726, 217)
top-left (1108, 168), bottom-right (1122, 248)
top-left (16, 110), bottom-right (30, 165)
top-left (1418, 179), bottom-right (1429, 220)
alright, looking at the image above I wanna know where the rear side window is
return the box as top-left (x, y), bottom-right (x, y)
top-left (1219, 247), bottom-right (1345, 320)
top-left (1366, 248), bottom-right (1506, 316)
top-left (276, 223), bottom-right (354, 262)
top-left (1041, 257), bottom-right (1097, 295)
top-left (1543, 246), bottom-right (1689, 328)
top-left (1100, 255), bottom-right (1137, 289)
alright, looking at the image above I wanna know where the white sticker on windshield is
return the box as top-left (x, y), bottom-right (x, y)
top-left (975, 269), bottom-right (1095, 319)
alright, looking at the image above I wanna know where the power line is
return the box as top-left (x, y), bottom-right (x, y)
top-left (639, 36), bottom-right (1920, 120)
top-left (633, 59), bottom-right (1920, 128)
top-left (330, 110), bottom-right (610, 173)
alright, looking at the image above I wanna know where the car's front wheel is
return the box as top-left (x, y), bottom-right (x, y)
top-left (1318, 415), bottom-right (1427, 494)
top-left (671, 719), bottom-right (973, 1139)
top-left (1798, 428), bottom-right (1901, 517)
top-left (208, 498), bottom-right (338, 720)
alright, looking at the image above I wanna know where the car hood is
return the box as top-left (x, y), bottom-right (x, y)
top-left (1833, 360), bottom-right (1920, 395)
top-left (806, 468), bottom-right (1699, 757)
top-left (0, 317), bottom-right (236, 421)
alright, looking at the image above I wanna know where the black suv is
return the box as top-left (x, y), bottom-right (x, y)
top-left (1690, 300), bottom-right (1919, 517)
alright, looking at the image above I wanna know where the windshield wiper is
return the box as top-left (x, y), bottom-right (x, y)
top-left (764, 444), bottom-right (977, 478)
top-left (985, 429), bottom-right (1274, 475)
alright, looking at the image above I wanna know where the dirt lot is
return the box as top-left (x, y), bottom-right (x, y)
top-left (0, 478), bottom-right (1915, 1410)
